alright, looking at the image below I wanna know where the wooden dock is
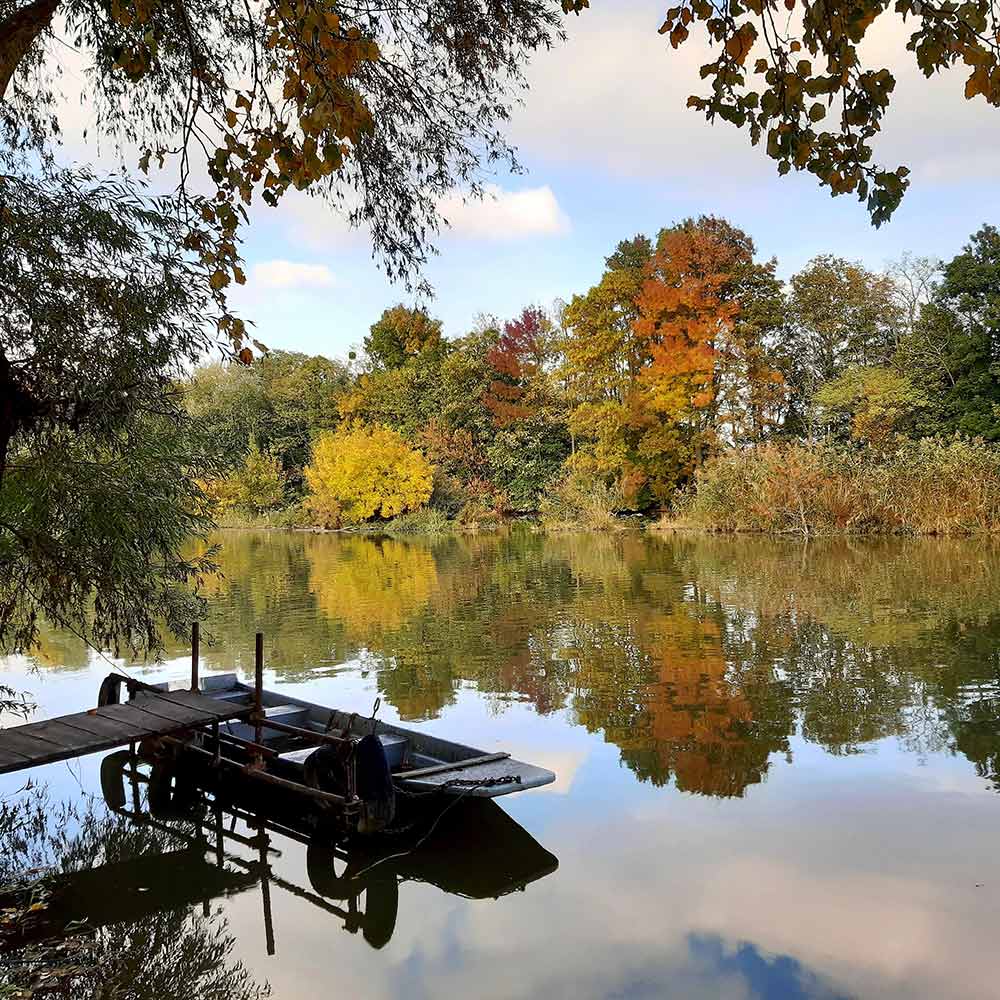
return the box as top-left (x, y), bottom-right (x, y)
top-left (0, 688), bottom-right (247, 775)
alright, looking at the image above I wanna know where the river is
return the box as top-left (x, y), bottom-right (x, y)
top-left (2, 528), bottom-right (998, 999)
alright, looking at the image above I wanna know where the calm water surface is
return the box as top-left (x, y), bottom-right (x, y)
top-left (2, 528), bottom-right (999, 999)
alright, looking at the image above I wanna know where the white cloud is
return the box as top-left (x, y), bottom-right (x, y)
top-left (252, 259), bottom-right (336, 290)
top-left (509, 0), bottom-right (1000, 188)
top-left (437, 184), bottom-right (570, 241)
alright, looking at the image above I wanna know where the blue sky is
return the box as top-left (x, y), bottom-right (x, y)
top-left (57, 0), bottom-right (1000, 361)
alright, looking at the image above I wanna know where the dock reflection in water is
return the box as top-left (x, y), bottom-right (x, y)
top-left (63, 751), bottom-right (559, 957)
top-left (4, 530), bottom-right (1000, 999)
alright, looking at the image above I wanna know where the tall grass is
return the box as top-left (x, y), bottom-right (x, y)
top-left (539, 471), bottom-right (626, 531)
top-left (670, 438), bottom-right (1000, 536)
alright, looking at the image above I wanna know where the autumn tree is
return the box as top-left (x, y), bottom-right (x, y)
top-left (1, 0), bottom-right (571, 342)
top-left (483, 307), bottom-right (547, 426)
top-left (304, 424), bottom-right (433, 525)
top-left (561, 235), bottom-right (652, 485)
top-left (631, 221), bottom-right (744, 496)
top-left (638, 0), bottom-right (1000, 224)
top-left (363, 305), bottom-right (445, 372)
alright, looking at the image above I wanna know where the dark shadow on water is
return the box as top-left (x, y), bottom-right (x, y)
top-left (36, 750), bottom-right (559, 956)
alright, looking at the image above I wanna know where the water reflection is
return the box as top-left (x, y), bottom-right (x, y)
top-left (1, 752), bottom-right (558, 997)
top-left (4, 530), bottom-right (1000, 999)
top-left (14, 529), bottom-right (1000, 799)
top-left (0, 780), bottom-right (268, 1000)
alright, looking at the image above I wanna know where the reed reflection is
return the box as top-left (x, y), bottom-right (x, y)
top-left (18, 530), bottom-right (1000, 800)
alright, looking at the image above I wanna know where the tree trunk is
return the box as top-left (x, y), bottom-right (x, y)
top-left (0, 0), bottom-right (59, 100)
top-left (0, 352), bottom-right (43, 486)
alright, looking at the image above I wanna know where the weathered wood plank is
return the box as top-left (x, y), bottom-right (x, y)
top-left (0, 747), bottom-right (30, 768)
top-left (17, 720), bottom-right (109, 752)
top-left (163, 689), bottom-right (248, 718)
top-left (0, 729), bottom-right (68, 758)
top-left (91, 702), bottom-right (178, 734)
top-left (0, 688), bottom-right (247, 775)
top-left (56, 712), bottom-right (150, 740)
top-left (125, 696), bottom-right (213, 728)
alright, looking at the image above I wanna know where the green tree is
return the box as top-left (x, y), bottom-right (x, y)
top-left (0, 167), bottom-right (215, 655)
top-left (184, 363), bottom-right (272, 461)
top-left (715, 256), bottom-right (789, 445)
top-left (904, 225), bottom-right (1000, 441)
top-left (813, 366), bottom-right (928, 447)
top-left (257, 351), bottom-right (348, 478)
top-left (363, 305), bottom-right (445, 372)
top-left (184, 351), bottom-right (348, 488)
top-left (201, 437), bottom-right (286, 515)
top-left (786, 255), bottom-right (903, 435)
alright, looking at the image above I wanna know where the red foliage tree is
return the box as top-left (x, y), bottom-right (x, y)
top-left (483, 307), bottom-right (546, 427)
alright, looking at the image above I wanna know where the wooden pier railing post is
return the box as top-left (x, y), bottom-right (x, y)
top-left (190, 622), bottom-right (200, 692)
top-left (253, 632), bottom-right (264, 769)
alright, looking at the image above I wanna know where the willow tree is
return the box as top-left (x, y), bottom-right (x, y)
top-left (0, 167), bottom-right (217, 656)
top-left (0, 0), bottom-right (571, 347)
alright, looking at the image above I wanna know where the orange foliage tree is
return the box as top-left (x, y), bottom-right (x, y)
top-left (631, 222), bottom-right (744, 497)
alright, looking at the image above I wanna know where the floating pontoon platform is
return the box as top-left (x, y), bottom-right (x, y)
top-left (0, 688), bottom-right (247, 775)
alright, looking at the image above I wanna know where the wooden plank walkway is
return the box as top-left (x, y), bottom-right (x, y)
top-left (0, 689), bottom-right (249, 775)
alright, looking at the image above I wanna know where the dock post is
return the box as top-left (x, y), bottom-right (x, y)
top-left (191, 622), bottom-right (200, 692)
top-left (256, 818), bottom-right (276, 957)
top-left (253, 632), bottom-right (264, 769)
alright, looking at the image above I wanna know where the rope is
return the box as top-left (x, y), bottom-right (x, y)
top-left (346, 780), bottom-right (486, 880)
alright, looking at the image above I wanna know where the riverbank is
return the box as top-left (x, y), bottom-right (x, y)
top-left (212, 439), bottom-right (1000, 539)
top-left (669, 438), bottom-right (1000, 537)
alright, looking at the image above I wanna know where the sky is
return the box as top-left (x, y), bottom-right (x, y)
top-left (53, 0), bottom-right (1000, 361)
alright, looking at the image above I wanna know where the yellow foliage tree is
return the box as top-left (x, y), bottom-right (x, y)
top-left (305, 425), bottom-right (434, 525)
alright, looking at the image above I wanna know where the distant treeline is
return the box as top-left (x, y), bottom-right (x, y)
top-left (183, 216), bottom-right (1000, 534)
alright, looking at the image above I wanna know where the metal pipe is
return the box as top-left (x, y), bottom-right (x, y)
top-left (240, 763), bottom-right (357, 809)
top-left (191, 622), bottom-right (200, 692)
top-left (213, 730), bottom-right (280, 759)
top-left (257, 717), bottom-right (351, 747)
top-left (253, 632), bottom-right (264, 768)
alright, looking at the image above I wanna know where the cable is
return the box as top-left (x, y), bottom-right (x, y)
top-left (346, 781), bottom-right (485, 881)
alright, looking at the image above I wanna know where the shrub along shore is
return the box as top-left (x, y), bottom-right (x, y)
top-left (184, 217), bottom-right (1000, 538)
top-left (216, 436), bottom-right (1000, 539)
